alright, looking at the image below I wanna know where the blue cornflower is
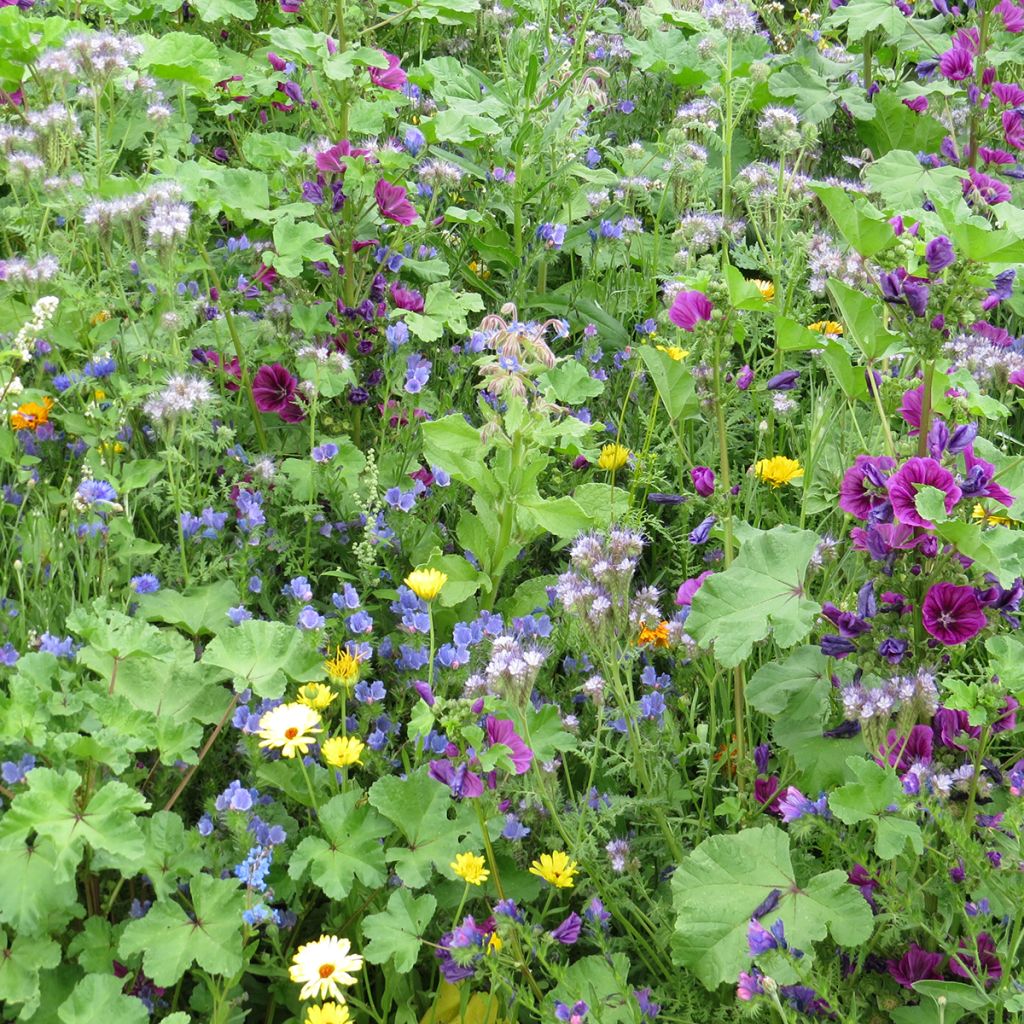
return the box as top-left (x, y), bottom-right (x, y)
top-left (131, 574), bottom-right (160, 594)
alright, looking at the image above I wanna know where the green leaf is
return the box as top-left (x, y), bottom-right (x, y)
top-left (687, 527), bottom-right (821, 668)
top-left (266, 215), bottom-right (337, 278)
top-left (119, 458), bottom-right (164, 492)
top-left (140, 32), bottom-right (221, 92)
top-left (538, 361), bottom-right (605, 404)
top-left (0, 929), bottom-right (60, 1016)
top-left (876, 816), bottom-right (924, 859)
top-left (549, 954), bottom-right (634, 1024)
top-left (202, 619), bottom-right (325, 698)
top-left (0, 839), bottom-right (79, 934)
top-left (514, 702), bottom-right (577, 764)
top-left (288, 791), bottom-right (389, 899)
top-left (519, 494), bottom-right (594, 539)
top-left (422, 553), bottom-right (486, 608)
top-left (826, 279), bottom-right (897, 361)
top-left (362, 890), bottom-right (437, 972)
top-left (422, 415), bottom-right (494, 496)
top-left (912, 981), bottom-right (991, 1012)
top-left (194, 0), bottom-right (256, 19)
top-left (119, 875), bottom-right (244, 986)
top-left (670, 826), bottom-right (872, 989)
top-left (810, 185), bottom-right (896, 257)
top-left (138, 580), bottom-right (240, 636)
top-left (138, 812), bottom-right (207, 900)
top-left (864, 150), bottom-right (965, 209)
top-left (58, 974), bottom-right (148, 1024)
top-left (368, 770), bottom-right (468, 887)
top-left (768, 64), bottom-right (837, 125)
top-left (636, 345), bottom-right (698, 421)
top-left (914, 484), bottom-right (951, 526)
top-left (0, 770), bottom-right (147, 879)
top-left (829, 758), bottom-right (901, 824)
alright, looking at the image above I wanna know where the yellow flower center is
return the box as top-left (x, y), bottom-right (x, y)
top-left (285, 727), bottom-right (298, 740)
top-left (319, 963), bottom-right (335, 979)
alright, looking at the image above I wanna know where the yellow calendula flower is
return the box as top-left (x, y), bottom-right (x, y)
top-left (322, 735), bottom-right (365, 768)
top-left (405, 567), bottom-right (448, 602)
top-left (807, 320), bottom-right (844, 336)
top-left (90, 310), bottom-right (112, 326)
top-left (298, 682), bottom-right (337, 711)
top-left (529, 850), bottom-right (579, 889)
top-left (306, 1003), bottom-right (352, 1024)
top-left (637, 621), bottom-right (670, 648)
top-left (973, 504), bottom-right (1014, 527)
top-left (752, 279), bottom-right (775, 301)
top-left (10, 396), bottom-right (54, 431)
top-left (655, 344), bottom-right (689, 361)
top-left (450, 851), bottom-right (490, 886)
top-left (755, 456), bottom-right (804, 488)
top-left (325, 646), bottom-right (362, 689)
top-left (257, 702), bottom-right (322, 759)
top-left (289, 934), bottom-right (363, 1003)
top-left (597, 443), bottom-right (630, 472)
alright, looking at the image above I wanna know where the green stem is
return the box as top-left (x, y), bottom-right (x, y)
top-left (297, 755), bottom-right (320, 818)
top-left (917, 359), bottom-right (934, 458)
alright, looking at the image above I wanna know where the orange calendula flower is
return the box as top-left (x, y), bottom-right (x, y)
top-left (807, 320), bottom-right (843, 336)
top-left (10, 397), bottom-right (54, 431)
top-left (973, 504), bottom-right (1014, 527)
top-left (638, 621), bottom-right (670, 648)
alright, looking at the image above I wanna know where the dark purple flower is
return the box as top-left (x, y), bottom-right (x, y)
top-left (950, 933), bottom-right (1002, 985)
top-left (887, 944), bottom-right (945, 988)
top-left (689, 514), bottom-right (716, 546)
top-left (667, 290), bottom-right (713, 332)
top-left (390, 283), bottom-right (424, 312)
top-left (982, 269), bottom-right (1016, 311)
top-left (821, 634), bottom-right (858, 658)
top-left (878, 637), bottom-right (908, 664)
top-left (886, 457), bottom-right (962, 529)
top-left (899, 385), bottom-right (924, 432)
top-left (839, 455), bottom-right (897, 520)
top-left (429, 759), bottom-right (484, 799)
top-left (880, 724), bottom-right (933, 772)
top-left (766, 370), bottom-right (800, 391)
top-left (751, 888), bottom-right (781, 920)
top-left (965, 168), bottom-right (1012, 205)
top-left (368, 51), bottom-right (407, 91)
top-left (922, 583), bottom-right (987, 645)
top-left (925, 235), bottom-right (955, 274)
top-left (822, 603), bottom-right (872, 637)
top-left (251, 364), bottom-right (305, 422)
top-left (903, 276), bottom-right (931, 317)
top-left (550, 912), bottom-right (582, 944)
top-left (690, 466), bottom-right (715, 497)
top-left (754, 775), bottom-right (781, 811)
top-left (736, 365), bottom-right (753, 390)
top-left (753, 743), bottom-right (771, 774)
top-left (961, 446), bottom-right (1014, 507)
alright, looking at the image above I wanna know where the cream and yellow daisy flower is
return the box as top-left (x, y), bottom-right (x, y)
top-left (597, 443), bottom-right (630, 472)
top-left (289, 934), bottom-right (363, 1003)
top-left (752, 279), bottom-right (775, 301)
top-left (322, 735), bottom-right (365, 768)
top-left (306, 1003), bottom-right (352, 1024)
top-left (754, 456), bottom-right (804, 488)
top-left (404, 568), bottom-right (448, 602)
top-left (529, 850), bottom-right (579, 889)
top-left (257, 703), bottom-right (322, 759)
top-left (450, 851), bottom-right (490, 886)
top-left (297, 682), bottom-right (337, 711)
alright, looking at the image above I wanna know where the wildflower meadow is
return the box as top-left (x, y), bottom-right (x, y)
top-left (2, 0), bottom-right (1024, 1021)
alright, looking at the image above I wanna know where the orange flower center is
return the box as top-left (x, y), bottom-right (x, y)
top-left (319, 963), bottom-right (335, 979)
top-left (284, 727), bottom-right (299, 740)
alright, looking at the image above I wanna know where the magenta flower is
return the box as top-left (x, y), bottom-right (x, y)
top-left (950, 933), bottom-right (1002, 985)
top-left (1005, 110), bottom-right (1024, 151)
top-left (903, 95), bottom-right (928, 113)
top-left (925, 235), bottom-right (955, 275)
top-left (429, 759), bottom-right (484, 799)
top-left (676, 570), bottom-right (714, 606)
top-left (838, 454), bottom-right (897, 519)
top-left (938, 47), bottom-right (974, 81)
top-left (1009, 369), bottom-right (1024, 388)
top-left (390, 282), bottom-right (424, 312)
top-left (368, 51), bottom-right (407, 91)
top-left (668, 290), bottom-right (713, 332)
top-left (375, 180), bottom-right (417, 225)
top-left (251, 364), bottom-right (305, 422)
top-left (485, 717), bottom-right (533, 775)
top-left (690, 466), bottom-right (715, 497)
top-left (886, 457), bottom-right (962, 529)
top-left (922, 583), bottom-right (987, 645)
top-left (898, 385), bottom-right (923, 432)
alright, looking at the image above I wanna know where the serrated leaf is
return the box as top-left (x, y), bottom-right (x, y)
top-left (362, 889), bottom-right (437, 971)
top-left (538, 361), bottom-right (605, 404)
top-left (138, 580), bottom-right (240, 636)
top-left (202, 619), bottom-right (325, 698)
top-left (0, 838), bottom-right (79, 934)
top-left (0, 930), bottom-right (61, 1015)
top-left (138, 812), bottom-right (207, 900)
top-left (864, 150), bottom-right (965, 209)
top-left (266, 215), bottom-right (337, 278)
top-left (829, 758), bottom-right (901, 824)
top-left (687, 526), bottom-right (822, 668)
top-left (670, 826), bottom-right (872, 988)
top-left (119, 875), bottom-right (244, 986)
top-left (636, 345), bottom-right (698, 421)
top-left (368, 770), bottom-right (468, 887)
top-left (288, 791), bottom-right (389, 899)
top-left (811, 184), bottom-right (896, 257)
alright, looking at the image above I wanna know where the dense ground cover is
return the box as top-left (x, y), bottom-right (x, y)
top-left (1, 0), bottom-right (1024, 1021)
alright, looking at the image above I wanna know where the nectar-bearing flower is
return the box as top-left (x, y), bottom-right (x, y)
top-left (257, 703), bottom-right (322, 758)
top-left (289, 934), bottom-right (363, 1002)
top-left (754, 456), bottom-right (803, 488)
top-left (404, 568), bottom-right (448, 602)
top-left (322, 735), bottom-right (365, 768)
top-left (297, 683), bottom-right (337, 711)
top-left (450, 852), bottom-right (490, 886)
top-left (324, 647), bottom-right (362, 689)
top-left (305, 1004), bottom-right (352, 1024)
top-left (529, 850), bottom-right (579, 888)
top-left (597, 443), bottom-right (630, 471)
